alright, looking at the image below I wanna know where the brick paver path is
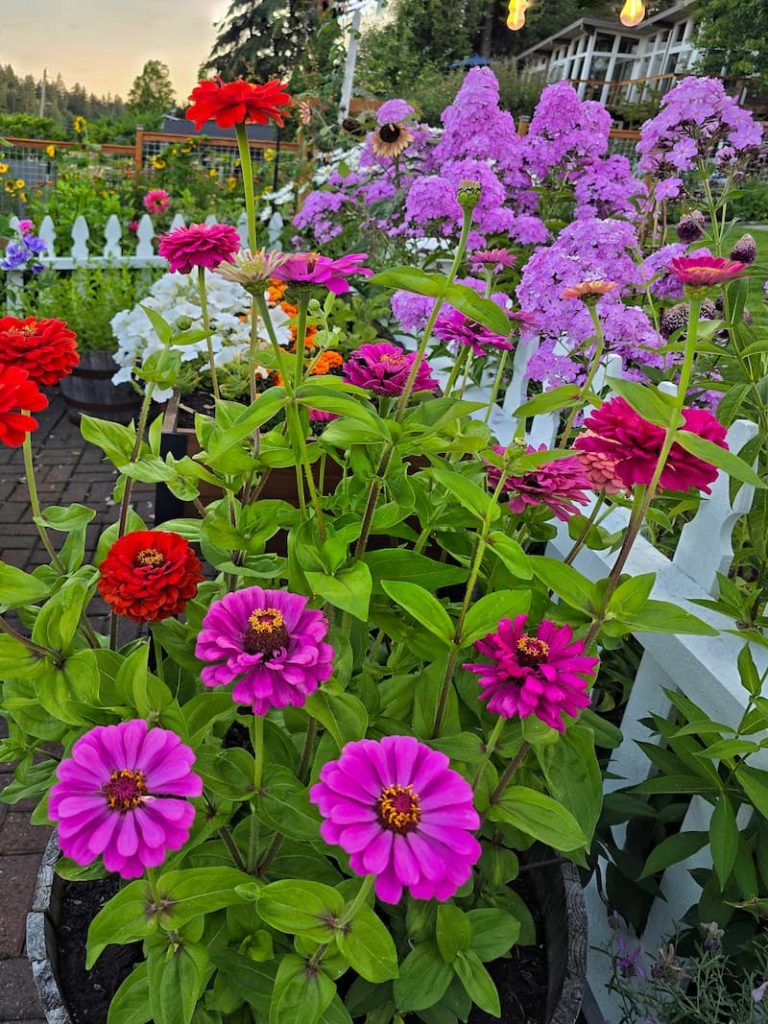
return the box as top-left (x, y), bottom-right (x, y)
top-left (0, 392), bottom-right (153, 1021)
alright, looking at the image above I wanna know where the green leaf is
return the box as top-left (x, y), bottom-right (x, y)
top-left (737, 766), bottom-right (768, 820)
top-left (487, 786), bottom-right (587, 851)
top-left (370, 267), bottom-right (510, 335)
top-left (157, 867), bottom-right (251, 929)
top-left (675, 431), bottom-right (765, 489)
top-left (108, 965), bottom-right (151, 1024)
top-left (431, 464), bottom-right (499, 524)
top-left (436, 905), bottom-right (472, 963)
top-left (87, 880), bottom-right (154, 967)
top-left (529, 556), bottom-right (598, 614)
top-left (393, 941), bottom-right (454, 1012)
top-left (0, 562), bottom-right (48, 608)
top-left (607, 378), bottom-right (682, 427)
top-left (467, 909), bottom-right (520, 962)
top-left (535, 726), bottom-right (603, 842)
top-left (81, 415), bottom-right (137, 466)
top-left (453, 951), bottom-right (500, 1018)
top-left (514, 384), bottom-right (581, 417)
top-left (142, 304), bottom-right (174, 344)
top-left (710, 795), bottom-right (739, 888)
top-left (616, 600), bottom-right (718, 637)
top-left (147, 940), bottom-right (208, 1024)
top-left (382, 580), bottom-right (455, 645)
top-left (206, 388), bottom-right (286, 458)
top-left (639, 831), bottom-right (708, 879)
top-left (256, 880), bottom-right (342, 941)
top-left (737, 644), bottom-right (762, 697)
top-left (364, 549), bottom-right (468, 590)
top-left (269, 954), bottom-right (335, 1024)
top-left (256, 765), bottom-right (321, 841)
top-left (444, 283), bottom-right (512, 337)
top-left (41, 504), bottom-right (96, 532)
top-left (337, 905), bottom-right (399, 982)
top-left (304, 690), bottom-right (368, 748)
top-left (459, 590), bottom-right (531, 647)
top-left (305, 563), bottom-right (372, 621)
top-left (487, 531), bottom-right (533, 580)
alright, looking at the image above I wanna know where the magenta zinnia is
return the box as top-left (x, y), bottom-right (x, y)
top-left (434, 308), bottom-right (512, 356)
top-left (465, 615), bottom-right (598, 732)
top-left (274, 252), bottom-right (372, 295)
top-left (486, 444), bottom-right (591, 521)
top-left (343, 342), bottom-right (439, 397)
top-left (158, 222), bottom-right (241, 274)
top-left (310, 736), bottom-right (481, 903)
top-left (575, 397), bottom-right (728, 493)
top-left (470, 248), bottom-right (517, 274)
top-left (195, 586), bottom-right (334, 715)
top-left (49, 720), bottom-right (202, 879)
top-left (669, 255), bottom-right (748, 289)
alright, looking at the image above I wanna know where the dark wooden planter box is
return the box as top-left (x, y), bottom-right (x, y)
top-left (28, 835), bottom-right (587, 1024)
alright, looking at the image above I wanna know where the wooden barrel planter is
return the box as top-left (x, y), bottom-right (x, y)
top-left (28, 834), bottom-right (586, 1024)
top-left (59, 350), bottom-right (139, 425)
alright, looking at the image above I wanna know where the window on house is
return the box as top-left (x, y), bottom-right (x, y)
top-left (595, 33), bottom-right (614, 51)
top-left (619, 36), bottom-right (637, 53)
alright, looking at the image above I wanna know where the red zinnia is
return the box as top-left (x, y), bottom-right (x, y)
top-left (575, 397), bottom-right (728, 494)
top-left (669, 255), bottom-right (748, 289)
top-left (98, 531), bottom-right (203, 623)
top-left (186, 78), bottom-right (291, 131)
top-left (0, 366), bottom-right (47, 447)
top-left (0, 316), bottom-right (78, 386)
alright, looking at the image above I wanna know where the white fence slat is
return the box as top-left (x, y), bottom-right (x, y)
top-left (673, 419), bottom-right (759, 591)
top-left (267, 212), bottom-right (283, 247)
top-left (103, 215), bottom-right (122, 258)
top-left (169, 213), bottom-right (186, 232)
top-left (204, 214), bottom-right (218, 226)
top-left (503, 333), bottom-right (539, 417)
top-left (135, 214), bottom-right (156, 258)
top-left (70, 216), bottom-right (89, 260)
top-left (38, 215), bottom-right (56, 258)
top-left (236, 212), bottom-right (249, 247)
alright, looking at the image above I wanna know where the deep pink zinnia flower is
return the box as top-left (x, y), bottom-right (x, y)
top-left (195, 586), bottom-right (334, 715)
top-left (49, 720), bottom-right (202, 879)
top-left (470, 248), bottom-right (517, 273)
top-left (274, 252), bottom-right (372, 295)
top-left (487, 444), bottom-right (591, 521)
top-left (158, 222), bottom-right (240, 274)
top-left (310, 736), bottom-right (481, 903)
top-left (464, 614), bottom-right (598, 732)
top-left (143, 188), bottom-right (170, 215)
top-left (574, 397), bottom-right (728, 493)
top-left (434, 308), bottom-right (512, 356)
top-left (343, 342), bottom-right (439, 397)
top-left (669, 255), bottom-right (748, 289)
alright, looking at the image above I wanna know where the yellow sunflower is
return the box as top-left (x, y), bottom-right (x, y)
top-left (370, 122), bottom-right (413, 159)
top-left (208, 168), bottom-right (218, 178)
top-left (73, 115), bottom-right (87, 133)
top-left (0, 163), bottom-right (8, 175)
top-left (263, 148), bottom-right (276, 163)
top-left (45, 144), bottom-right (56, 158)
top-left (151, 156), bottom-right (167, 170)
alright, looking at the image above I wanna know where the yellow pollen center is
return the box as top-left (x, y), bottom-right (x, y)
top-left (104, 768), bottom-right (147, 812)
top-left (135, 548), bottom-right (164, 568)
top-left (377, 784), bottom-right (421, 834)
top-left (248, 608), bottom-right (285, 632)
top-left (380, 353), bottom-right (405, 366)
top-left (243, 607), bottom-right (289, 656)
top-left (516, 634), bottom-right (550, 667)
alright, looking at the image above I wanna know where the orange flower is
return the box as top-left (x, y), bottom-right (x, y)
top-left (560, 280), bottom-right (617, 303)
top-left (267, 278), bottom-right (288, 304)
top-left (311, 351), bottom-right (343, 376)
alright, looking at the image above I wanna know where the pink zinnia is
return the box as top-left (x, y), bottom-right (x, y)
top-left (158, 222), bottom-right (241, 274)
top-left (487, 444), bottom-right (591, 521)
top-left (343, 342), bottom-right (439, 397)
top-left (434, 308), bottom-right (512, 356)
top-left (669, 255), bottom-right (748, 289)
top-left (464, 615), bottom-right (598, 732)
top-left (575, 397), bottom-right (728, 493)
top-left (49, 720), bottom-right (201, 879)
top-left (274, 252), bottom-right (372, 295)
top-left (143, 189), bottom-right (170, 215)
top-left (195, 586), bottom-right (334, 715)
top-left (574, 437), bottom-right (627, 495)
top-left (470, 248), bottom-right (517, 273)
top-left (310, 736), bottom-right (481, 904)
top-left (17, 219), bottom-right (35, 236)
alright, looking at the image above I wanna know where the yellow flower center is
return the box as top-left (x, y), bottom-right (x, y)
top-left (243, 608), bottom-right (289, 656)
top-left (516, 634), bottom-right (550, 667)
top-left (135, 548), bottom-right (164, 568)
top-left (104, 769), bottom-right (147, 812)
top-left (377, 784), bottom-right (421, 834)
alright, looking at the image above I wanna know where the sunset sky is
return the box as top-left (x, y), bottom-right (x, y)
top-left (0, 0), bottom-right (231, 101)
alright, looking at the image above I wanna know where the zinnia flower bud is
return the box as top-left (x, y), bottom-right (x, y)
top-left (174, 315), bottom-right (194, 331)
top-left (730, 233), bottom-right (757, 265)
top-left (456, 179), bottom-right (482, 210)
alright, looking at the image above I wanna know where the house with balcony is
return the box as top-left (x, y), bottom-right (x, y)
top-left (517, 1), bottom-right (703, 111)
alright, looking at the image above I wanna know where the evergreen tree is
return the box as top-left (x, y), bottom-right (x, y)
top-left (205, 0), bottom-right (318, 82)
top-left (127, 60), bottom-right (176, 119)
top-left (694, 0), bottom-right (768, 89)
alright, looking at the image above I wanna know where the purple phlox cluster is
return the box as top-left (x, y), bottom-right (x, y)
top-left (1, 226), bottom-right (47, 273)
top-left (432, 67), bottom-right (520, 167)
top-left (508, 213), bottom-right (550, 246)
top-left (639, 242), bottom-right (689, 300)
top-left (522, 82), bottom-right (611, 180)
top-left (519, 218), bottom-right (667, 385)
top-left (390, 275), bottom-right (506, 335)
top-left (376, 98), bottom-right (415, 125)
top-left (638, 76), bottom-right (764, 178)
top-left (292, 191), bottom-right (350, 244)
top-left (654, 176), bottom-right (684, 202)
top-left (573, 155), bottom-right (648, 222)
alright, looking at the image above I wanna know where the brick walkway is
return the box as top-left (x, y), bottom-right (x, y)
top-left (0, 392), bottom-right (153, 1022)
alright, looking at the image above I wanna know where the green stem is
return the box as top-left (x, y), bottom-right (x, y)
top-left (22, 428), bottom-right (63, 571)
top-left (338, 874), bottom-right (375, 926)
top-left (444, 345), bottom-right (472, 398)
top-left (484, 349), bottom-right (509, 425)
top-left (0, 614), bottom-right (62, 663)
top-left (293, 291), bottom-right (310, 391)
top-left (251, 714), bottom-right (265, 792)
top-left (471, 716), bottom-right (505, 789)
top-left (558, 303), bottom-right (605, 448)
top-left (219, 825), bottom-right (247, 872)
top-left (487, 741), bottom-right (530, 809)
top-left (564, 493), bottom-right (606, 566)
top-left (198, 266), bottom-right (219, 400)
top-left (458, 346), bottom-right (474, 399)
top-left (249, 297), bottom-right (259, 405)
top-left (152, 629), bottom-right (164, 682)
top-left (236, 123), bottom-right (258, 251)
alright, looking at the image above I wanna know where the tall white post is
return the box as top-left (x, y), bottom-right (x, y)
top-left (339, 4), bottom-right (364, 122)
